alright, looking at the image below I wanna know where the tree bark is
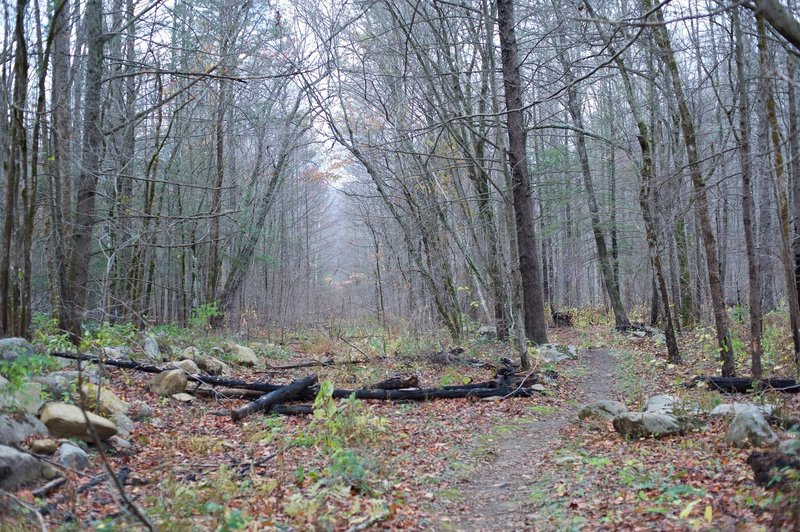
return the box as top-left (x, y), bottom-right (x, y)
top-left (496, 0), bottom-right (548, 348)
top-left (230, 375), bottom-right (318, 422)
top-left (734, 8), bottom-right (764, 379)
top-left (649, 0), bottom-right (734, 375)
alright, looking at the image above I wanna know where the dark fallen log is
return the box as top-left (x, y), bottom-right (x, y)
top-left (52, 351), bottom-right (538, 403)
top-left (31, 477), bottom-right (66, 498)
top-left (368, 375), bottom-right (420, 390)
top-left (694, 376), bottom-right (800, 393)
top-left (269, 404), bottom-right (314, 416)
top-left (747, 451), bottom-right (800, 488)
top-left (261, 359), bottom-right (369, 371)
top-left (51, 351), bottom-right (284, 393)
top-left (328, 385), bottom-right (537, 401)
top-left (230, 375), bottom-right (318, 421)
top-left (195, 386), bottom-right (265, 399)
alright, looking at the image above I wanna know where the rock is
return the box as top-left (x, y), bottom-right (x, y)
top-left (0, 412), bottom-right (48, 445)
top-left (34, 370), bottom-right (100, 400)
top-left (31, 438), bottom-right (58, 455)
top-left (59, 442), bottom-right (89, 470)
top-left (779, 439), bottom-right (800, 455)
top-left (130, 402), bottom-right (152, 422)
top-left (171, 359), bottom-right (200, 374)
top-left (0, 337), bottom-right (36, 363)
top-left (225, 343), bottom-right (259, 367)
top-left (0, 380), bottom-right (44, 415)
top-left (530, 384), bottom-right (546, 392)
top-left (538, 344), bottom-right (578, 363)
top-left (0, 444), bottom-right (41, 489)
top-left (613, 412), bottom-right (682, 439)
top-left (579, 400), bottom-right (628, 421)
top-left (171, 393), bottom-right (194, 403)
top-left (643, 394), bottom-right (678, 415)
top-left (726, 410), bottom-right (779, 448)
top-left (477, 325), bottom-right (497, 339)
top-left (112, 412), bottom-right (135, 438)
top-left (142, 335), bottom-right (163, 362)
top-left (183, 347), bottom-right (229, 376)
top-left (710, 402), bottom-right (775, 418)
top-left (39, 402), bottom-right (117, 442)
top-left (80, 383), bottom-right (130, 417)
top-left (41, 463), bottom-right (60, 480)
top-left (149, 369), bottom-right (187, 396)
top-left (101, 346), bottom-right (124, 359)
top-left (110, 435), bottom-right (131, 450)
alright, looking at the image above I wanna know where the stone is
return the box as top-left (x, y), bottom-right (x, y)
top-left (31, 438), bottom-right (58, 455)
top-left (643, 394), bottom-right (678, 415)
top-left (101, 346), bottom-right (124, 359)
top-left (149, 369), bottom-right (187, 396)
top-left (710, 402), bottom-right (775, 418)
top-left (725, 410), bottom-right (779, 448)
top-left (142, 335), bottom-right (163, 362)
top-left (130, 402), bottom-right (152, 422)
top-left (171, 392), bottom-right (194, 403)
top-left (40, 402), bottom-right (117, 442)
top-left (578, 400), bottom-right (628, 421)
top-left (477, 325), bottom-right (497, 338)
top-left (110, 436), bottom-right (132, 450)
top-left (41, 463), bottom-right (60, 480)
top-left (59, 442), bottom-right (89, 470)
top-left (80, 383), bottom-right (130, 417)
top-left (0, 444), bottom-right (41, 489)
top-left (171, 359), bottom-right (200, 374)
top-left (0, 380), bottom-right (44, 415)
top-left (538, 344), bottom-right (578, 363)
top-left (34, 370), bottom-right (100, 400)
top-left (530, 384), bottom-right (546, 392)
top-left (779, 439), bottom-right (800, 455)
top-left (225, 343), bottom-right (259, 366)
top-left (0, 337), bottom-right (36, 363)
top-left (112, 412), bottom-right (135, 438)
top-left (0, 412), bottom-right (48, 446)
top-left (613, 412), bottom-right (682, 439)
top-left (184, 347), bottom-right (230, 376)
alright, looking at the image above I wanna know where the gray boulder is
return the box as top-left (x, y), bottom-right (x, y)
top-left (477, 325), bottom-right (497, 339)
top-left (143, 335), bottom-right (163, 362)
top-left (779, 439), bottom-right (800, 455)
top-left (613, 412), bottom-right (682, 439)
top-left (643, 394), bottom-right (678, 415)
top-left (129, 402), bottom-right (152, 422)
top-left (0, 412), bottom-right (48, 446)
top-left (725, 410), bottom-right (778, 448)
top-left (40, 402), bottom-right (117, 442)
top-left (578, 400), bottom-right (628, 421)
top-left (0, 379), bottom-right (44, 415)
top-left (80, 383), bottom-right (130, 417)
top-left (171, 393), bottom-right (194, 403)
top-left (0, 337), bottom-right (35, 363)
top-left (171, 359), bottom-right (200, 374)
top-left (0, 444), bottom-right (41, 488)
top-left (224, 343), bottom-right (259, 367)
top-left (538, 344), bottom-right (578, 363)
top-left (184, 347), bottom-right (229, 376)
top-left (149, 369), bottom-right (187, 396)
top-left (710, 402), bottom-right (774, 418)
top-left (34, 370), bottom-right (100, 400)
top-left (112, 412), bottom-right (135, 438)
top-left (59, 442), bottom-right (89, 470)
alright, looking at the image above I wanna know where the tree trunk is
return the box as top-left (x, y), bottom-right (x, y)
top-left (734, 8), bottom-right (764, 379)
top-left (649, 0), bottom-right (734, 375)
top-left (496, 0), bottom-right (548, 348)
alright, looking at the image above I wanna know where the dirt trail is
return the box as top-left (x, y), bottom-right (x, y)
top-left (429, 348), bottom-right (618, 531)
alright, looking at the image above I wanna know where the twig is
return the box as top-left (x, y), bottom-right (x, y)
top-left (1, 489), bottom-right (48, 532)
top-left (31, 477), bottom-right (66, 498)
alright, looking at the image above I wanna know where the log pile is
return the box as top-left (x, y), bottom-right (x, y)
top-left (50, 351), bottom-right (544, 422)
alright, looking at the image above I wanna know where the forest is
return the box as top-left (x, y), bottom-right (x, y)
top-left (3, 0), bottom-right (800, 529)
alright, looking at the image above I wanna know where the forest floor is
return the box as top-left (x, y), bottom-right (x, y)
top-left (3, 315), bottom-right (800, 530)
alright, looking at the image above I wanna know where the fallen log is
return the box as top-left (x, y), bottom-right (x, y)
top-left (368, 375), bottom-right (420, 390)
top-left (694, 376), bottom-right (800, 393)
top-left (269, 404), bottom-right (314, 416)
top-left (261, 359), bottom-right (369, 371)
top-left (51, 351), bottom-right (284, 393)
top-left (231, 375), bottom-right (318, 421)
